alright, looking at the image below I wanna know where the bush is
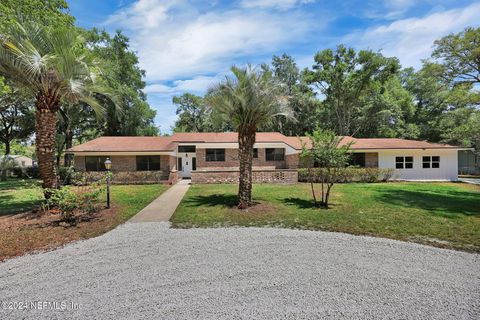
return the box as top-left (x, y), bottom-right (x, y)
top-left (44, 183), bottom-right (104, 222)
top-left (77, 183), bottom-right (104, 214)
top-left (11, 166), bottom-right (40, 179)
top-left (45, 187), bottom-right (79, 221)
top-left (58, 166), bottom-right (74, 185)
top-left (298, 167), bottom-right (397, 183)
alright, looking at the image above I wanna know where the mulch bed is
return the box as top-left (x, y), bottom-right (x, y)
top-left (0, 206), bottom-right (121, 262)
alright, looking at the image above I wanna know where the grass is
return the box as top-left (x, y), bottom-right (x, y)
top-left (0, 179), bottom-right (169, 261)
top-left (171, 182), bottom-right (480, 251)
top-left (0, 179), bottom-right (43, 216)
top-left (110, 184), bottom-right (170, 221)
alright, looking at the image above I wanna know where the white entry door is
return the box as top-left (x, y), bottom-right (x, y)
top-left (179, 153), bottom-right (196, 178)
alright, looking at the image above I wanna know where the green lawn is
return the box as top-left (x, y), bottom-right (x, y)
top-left (0, 179), bottom-right (43, 215)
top-left (0, 179), bottom-right (168, 220)
top-left (110, 184), bottom-right (170, 221)
top-left (171, 182), bottom-right (480, 251)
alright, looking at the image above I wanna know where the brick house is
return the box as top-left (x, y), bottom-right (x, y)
top-left (68, 132), bottom-right (466, 184)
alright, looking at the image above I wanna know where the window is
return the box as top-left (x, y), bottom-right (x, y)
top-left (349, 153), bottom-right (366, 167)
top-left (423, 156), bottom-right (440, 169)
top-left (192, 157), bottom-right (196, 170)
top-left (395, 156), bottom-right (413, 169)
top-left (266, 148), bottom-right (285, 161)
top-left (136, 156), bottom-right (160, 171)
top-left (206, 149), bottom-right (225, 162)
top-left (253, 148), bottom-right (258, 158)
top-left (178, 145), bottom-right (196, 153)
top-left (85, 156), bottom-right (109, 171)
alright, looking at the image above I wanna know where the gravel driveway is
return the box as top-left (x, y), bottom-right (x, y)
top-left (0, 222), bottom-right (479, 319)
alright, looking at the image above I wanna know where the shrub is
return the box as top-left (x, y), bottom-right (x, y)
top-left (45, 187), bottom-right (79, 221)
top-left (379, 168), bottom-right (396, 182)
top-left (356, 167), bottom-right (381, 183)
top-left (77, 183), bottom-right (104, 214)
top-left (58, 166), bottom-right (74, 185)
top-left (11, 166), bottom-right (40, 179)
top-left (44, 183), bottom-right (104, 222)
top-left (298, 167), bottom-right (397, 183)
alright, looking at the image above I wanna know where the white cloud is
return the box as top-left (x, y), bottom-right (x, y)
top-left (363, 0), bottom-right (445, 20)
top-left (145, 74), bottom-right (224, 94)
top-left (382, 0), bottom-right (417, 19)
top-left (173, 75), bottom-right (224, 92)
top-left (143, 83), bottom-right (175, 94)
top-left (240, 0), bottom-right (315, 10)
top-left (349, 2), bottom-right (480, 69)
top-left (107, 1), bottom-right (316, 81)
top-left (106, 0), bottom-right (322, 132)
top-left (106, 0), bottom-right (177, 30)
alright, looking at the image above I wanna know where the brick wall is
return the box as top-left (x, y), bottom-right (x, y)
top-left (73, 155), bottom-right (171, 182)
top-left (365, 153), bottom-right (379, 168)
top-left (191, 169), bottom-right (298, 184)
top-left (111, 156), bottom-right (136, 171)
top-left (196, 148), bottom-right (290, 169)
top-left (72, 171), bottom-right (170, 185)
top-left (285, 154), bottom-right (300, 168)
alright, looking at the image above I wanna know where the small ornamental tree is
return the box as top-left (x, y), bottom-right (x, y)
top-left (300, 129), bottom-right (352, 208)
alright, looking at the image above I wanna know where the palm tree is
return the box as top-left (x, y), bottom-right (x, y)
top-left (0, 21), bottom-right (108, 192)
top-left (207, 65), bottom-right (290, 209)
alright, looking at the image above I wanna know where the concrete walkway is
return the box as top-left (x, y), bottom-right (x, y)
top-left (459, 178), bottom-right (480, 185)
top-left (129, 179), bottom-right (190, 223)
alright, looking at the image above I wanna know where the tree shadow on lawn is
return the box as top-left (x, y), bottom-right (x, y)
top-left (183, 194), bottom-right (239, 208)
top-left (282, 197), bottom-right (337, 209)
top-left (0, 194), bottom-right (42, 217)
top-left (374, 188), bottom-right (480, 218)
top-left (0, 179), bottom-right (39, 191)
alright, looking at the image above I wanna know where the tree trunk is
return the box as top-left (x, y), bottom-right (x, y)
top-left (237, 127), bottom-right (255, 209)
top-left (64, 128), bottom-right (73, 167)
top-left (308, 167), bottom-right (317, 206)
top-left (35, 93), bottom-right (60, 192)
top-left (1, 141), bottom-right (10, 181)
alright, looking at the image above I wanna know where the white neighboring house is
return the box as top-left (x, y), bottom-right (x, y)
top-left (0, 155), bottom-right (36, 168)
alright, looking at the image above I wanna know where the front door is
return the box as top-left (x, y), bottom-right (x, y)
top-left (179, 153), bottom-right (196, 178)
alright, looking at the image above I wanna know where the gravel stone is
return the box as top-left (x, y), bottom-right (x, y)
top-left (0, 222), bottom-right (479, 319)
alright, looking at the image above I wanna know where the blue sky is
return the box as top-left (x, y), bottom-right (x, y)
top-left (68, 0), bottom-right (480, 133)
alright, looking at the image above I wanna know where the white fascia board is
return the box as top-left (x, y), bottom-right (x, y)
top-left (350, 148), bottom-right (465, 152)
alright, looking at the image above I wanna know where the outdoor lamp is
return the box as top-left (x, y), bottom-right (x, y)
top-left (104, 158), bottom-right (112, 208)
top-left (104, 158), bottom-right (112, 171)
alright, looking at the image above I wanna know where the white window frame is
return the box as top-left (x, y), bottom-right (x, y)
top-left (395, 156), bottom-right (413, 169)
top-left (422, 156), bottom-right (440, 169)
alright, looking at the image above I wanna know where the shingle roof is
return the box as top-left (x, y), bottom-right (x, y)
top-left (286, 136), bottom-right (459, 150)
top-left (68, 136), bottom-right (175, 152)
top-left (170, 132), bottom-right (289, 143)
top-left (345, 138), bottom-right (458, 150)
top-left (68, 133), bottom-right (460, 152)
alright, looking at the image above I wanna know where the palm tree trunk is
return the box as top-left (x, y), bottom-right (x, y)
top-left (237, 128), bottom-right (255, 209)
top-left (35, 95), bottom-right (59, 192)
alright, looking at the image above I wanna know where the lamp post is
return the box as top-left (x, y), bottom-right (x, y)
top-left (104, 158), bottom-right (112, 209)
